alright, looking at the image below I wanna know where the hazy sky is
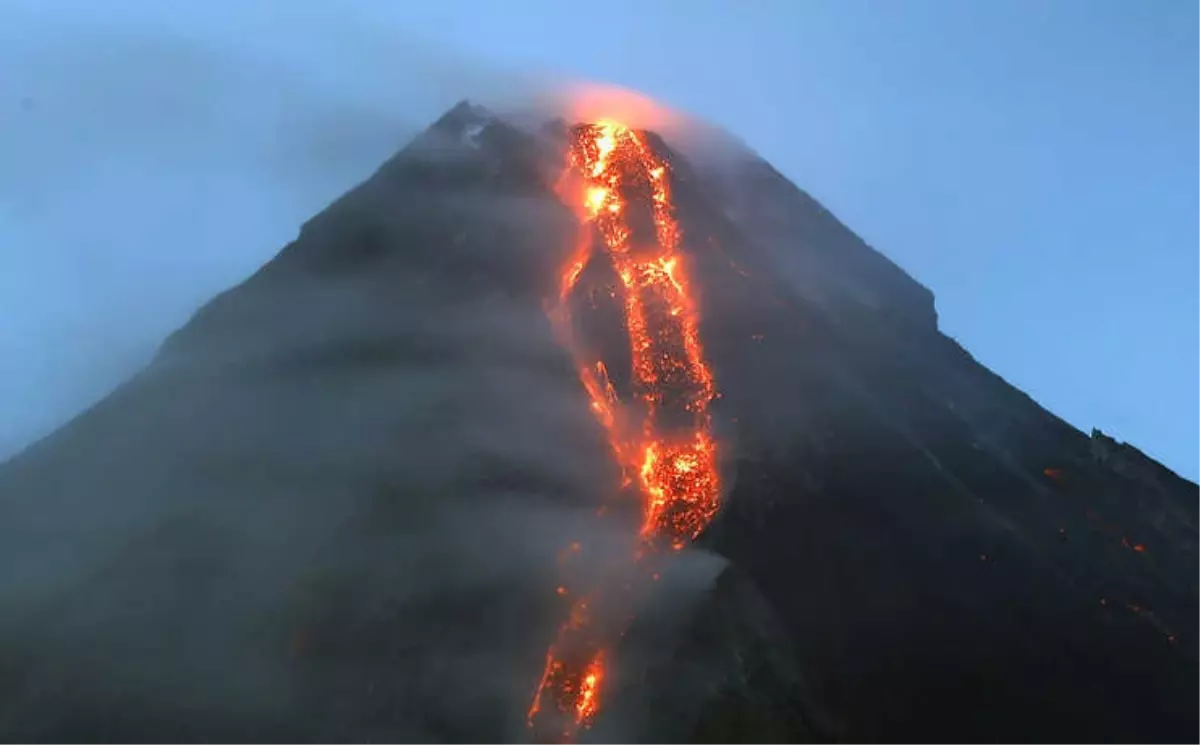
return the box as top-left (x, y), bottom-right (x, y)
top-left (1, 0), bottom-right (1196, 480)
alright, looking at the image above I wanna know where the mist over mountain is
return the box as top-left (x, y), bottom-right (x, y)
top-left (0, 6), bottom-right (563, 465)
top-left (0, 100), bottom-right (1195, 743)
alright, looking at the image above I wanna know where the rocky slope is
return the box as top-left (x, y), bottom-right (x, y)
top-left (0, 101), bottom-right (1194, 742)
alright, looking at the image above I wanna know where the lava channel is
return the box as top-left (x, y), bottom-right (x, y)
top-left (527, 120), bottom-right (722, 741)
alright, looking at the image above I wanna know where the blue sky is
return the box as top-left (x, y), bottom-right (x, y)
top-left (1, 0), bottom-right (1196, 480)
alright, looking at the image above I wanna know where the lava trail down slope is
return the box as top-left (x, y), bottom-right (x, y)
top-left (527, 121), bottom-right (721, 741)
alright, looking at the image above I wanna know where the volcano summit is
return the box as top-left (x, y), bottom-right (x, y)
top-left (0, 101), bottom-right (1195, 743)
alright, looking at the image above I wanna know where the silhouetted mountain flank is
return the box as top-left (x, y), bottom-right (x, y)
top-left (0, 101), bottom-right (1195, 743)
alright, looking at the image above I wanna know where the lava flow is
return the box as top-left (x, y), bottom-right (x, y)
top-left (555, 121), bottom-right (721, 547)
top-left (526, 121), bottom-right (722, 741)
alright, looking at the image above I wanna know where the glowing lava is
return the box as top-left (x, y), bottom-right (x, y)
top-left (526, 598), bottom-right (608, 739)
top-left (558, 121), bottom-right (721, 547)
top-left (527, 120), bottom-right (722, 739)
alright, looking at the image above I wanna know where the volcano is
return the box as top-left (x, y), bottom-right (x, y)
top-left (0, 100), bottom-right (1195, 743)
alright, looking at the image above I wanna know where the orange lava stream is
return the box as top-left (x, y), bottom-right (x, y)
top-left (563, 121), bottom-right (721, 546)
top-left (527, 121), bottom-right (721, 740)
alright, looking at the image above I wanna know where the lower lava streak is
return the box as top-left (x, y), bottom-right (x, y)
top-left (526, 121), bottom-right (722, 742)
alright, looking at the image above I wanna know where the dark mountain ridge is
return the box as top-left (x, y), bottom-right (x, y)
top-left (0, 100), bottom-right (1195, 743)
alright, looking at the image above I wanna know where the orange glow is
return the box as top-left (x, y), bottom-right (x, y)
top-left (526, 596), bottom-right (608, 740)
top-left (539, 82), bottom-right (680, 135)
top-left (528, 119), bottom-right (723, 739)
top-left (575, 651), bottom-right (605, 724)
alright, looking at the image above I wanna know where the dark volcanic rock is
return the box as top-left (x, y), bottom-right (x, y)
top-left (594, 560), bottom-right (816, 744)
top-left (0, 101), bottom-right (1195, 743)
top-left (675, 135), bottom-right (1199, 743)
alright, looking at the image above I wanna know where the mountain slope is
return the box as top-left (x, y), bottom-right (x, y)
top-left (0, 101), bottom-right (1194, 743)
